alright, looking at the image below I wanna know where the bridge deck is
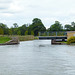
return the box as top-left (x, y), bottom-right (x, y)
top-left (39, 36), bottom-right (67, 39)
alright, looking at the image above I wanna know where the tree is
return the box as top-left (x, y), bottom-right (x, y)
top-left (71, 22), bottom-right (75, 27)
top-left (0, 23), bottom-right (9, 35)
top-left (32, 18), bottom-right (42, 24)
top-left (17, 30), bottom-right (21, 35)
top-left (13, 23), bottom-right (18, 28)
top-left (25, 31), bottom-right (28, 35)
top-left (19, 24), bottom-right (28, 35)
top-left (28, 18), bottom-right (46, 36)
top-left (31, 31), bottom-right (34, 35)
top-left (9, 29), bottom-right (12, 35)
top-left (64, 24), bottom-right (71, 31)
top-left (71, 22), bottom-right (75, 30)
top-left (49, 21), bottom-right (63, 31)
top-left (0, 28), bottom-right (4, 35)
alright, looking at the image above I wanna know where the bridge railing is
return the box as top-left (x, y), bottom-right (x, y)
top-left (39, 31), bottom-right (67, 36)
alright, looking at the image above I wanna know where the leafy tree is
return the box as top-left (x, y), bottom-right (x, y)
top-left (25, 31), bottom-right (28, 35)
top-left (10, 27), bottom-right (14, 35)
top-left (0, 28), bottom-right (4, 35)
top-left (71, 22), bottom-right (75, 27)
top-left (14, 28), bottom-right (18, 35)
top-left (19, 24), bottom-right (28, 35)
top-left (9, 29), bottom-right (12, 35)
top-left (0, 23), bottom-right (9, 35)
top-left (31, 31), bottom-right (34, 35)
top-left (32, 18), bottom-right (42, 24)
top-left (71, 22), bottom-right (75, 30)
top-left (13, 23), bottom-right (18, 28)
top-left (17, 30), bottom-right (21, 35)
top-left (49, 21), bottom-right (63, 31)
top-left (28, 18), bottom-right (46, 36)
top-left (64, 24), bottom-right (71, 31)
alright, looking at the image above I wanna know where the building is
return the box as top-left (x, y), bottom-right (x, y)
top-left (67, 31), bottom-right (75, 39)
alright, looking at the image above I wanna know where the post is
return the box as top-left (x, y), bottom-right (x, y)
top-left (47, 32), bottom-right (49, 36)
top-left (56, 32), bottom-right (57, 36)
top-left (39, 32), bottom-right (40, 36)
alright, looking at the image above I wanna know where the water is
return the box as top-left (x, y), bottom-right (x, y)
top-left (0, 40), bottom-right (75, 75)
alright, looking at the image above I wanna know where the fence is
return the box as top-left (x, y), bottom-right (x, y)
top-left (39, 31), bottom-right (67, 36)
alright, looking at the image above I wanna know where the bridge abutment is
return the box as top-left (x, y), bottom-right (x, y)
top-left (51, 39), bottom-right (61, 45)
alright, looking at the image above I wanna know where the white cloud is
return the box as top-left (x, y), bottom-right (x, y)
top-left (0, 0), bottom-right (75, 28)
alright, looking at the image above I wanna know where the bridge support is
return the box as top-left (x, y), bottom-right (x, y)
top-left (39, 36), bottom-right (67, 45)
top-left (51, 39), bottom-right (67, 45)
top-left (62, 38), bottom-right (65, 41)
top-left (51, 39), bottom-right (61, 45)
top-left (51, 39), bottom-right (55, 44)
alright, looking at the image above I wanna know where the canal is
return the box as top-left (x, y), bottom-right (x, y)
top-left (0, 40), bottom-right (75, 75)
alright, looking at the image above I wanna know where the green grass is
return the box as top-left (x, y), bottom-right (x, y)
top-left (0, 36), bottom-right (11, 44)
top-left (59, 41), bottom-right (67, 44)
top-left (34, 36), bottom-right (39, 40)
top-left (61, 42), bottom-right (67, 43)
top-left (0, 35), bottom-right (36, 44)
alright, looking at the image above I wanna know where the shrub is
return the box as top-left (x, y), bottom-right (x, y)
top-left (67, 36), bottom-right (75, 44)
top-left (25, 31), bottom-right (28, 35)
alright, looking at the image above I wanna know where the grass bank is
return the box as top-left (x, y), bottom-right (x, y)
top-left (59, 41), bottom-right (67, 44)
top-left (0, 35), bottom-right (38, 44)
top-left (8, 35), bottom-right (35, 41)
top-left (0, 36), bottom-right (11, 44)
top-left (18, 35), bottom-right (34, 41)
top-left (34, 36), bottom-right (39, 40)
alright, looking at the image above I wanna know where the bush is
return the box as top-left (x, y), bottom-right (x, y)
top-left (25, 31), bottom-right (28, 35)
top-left (67, 36), bottom-right (75, 44)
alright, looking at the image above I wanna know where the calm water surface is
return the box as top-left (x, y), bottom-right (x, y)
top-left (0, 40), bottom-right (75, 75)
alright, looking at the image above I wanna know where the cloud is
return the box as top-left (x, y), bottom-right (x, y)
top-left (0, 0), bottom-right (75, 28)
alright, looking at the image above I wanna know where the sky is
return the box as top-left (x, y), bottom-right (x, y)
top-left (0, 0), bottom-right (75, 28)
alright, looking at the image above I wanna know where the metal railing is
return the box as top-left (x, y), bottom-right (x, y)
top-left (39, 31), bottom-right (67, 36)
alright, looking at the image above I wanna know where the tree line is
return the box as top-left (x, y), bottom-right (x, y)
top-left (0, 18), bottom-right (75, 36)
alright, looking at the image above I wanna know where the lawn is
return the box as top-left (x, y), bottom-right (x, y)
top-left (0, 36), bottom-right (11, 44)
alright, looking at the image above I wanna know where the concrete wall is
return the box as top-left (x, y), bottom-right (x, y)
top-left (67, 31), bottom-right (75, 39)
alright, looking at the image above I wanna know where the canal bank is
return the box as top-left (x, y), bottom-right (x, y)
top-left (0, 35), bottom-right (34, 45)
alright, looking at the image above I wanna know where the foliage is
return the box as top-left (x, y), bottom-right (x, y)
top-left (28, 18), bottom-right (46, 36)
top-left (64, 24), bottom-right (71, 31)
top-left (25, 31), bottom-right (28, 35)
top-left (31, 31), bottom-right (34, 35)
top-left (1, 18), bottom-right (75, 36)
top-left (49, 21), bottom-right (63, 31)
top-left (0, 23), bottom-right (9, 35)
top-left (17, 30), bottom-right (21, 35)
top-left (0, 28), bottom-right (4, 35)
top-left (67, 37), bottom-right (75, 44)
top-left (13, 23), bottom-right (18, 28)
top-left (71, 22), bottom-right (75, 31)
top-left (71, 22), bottom-right (75, 27)
top-left (9, 29), bottom-right (12, 35)
top-left (19, 24), bottom-right (28, 35)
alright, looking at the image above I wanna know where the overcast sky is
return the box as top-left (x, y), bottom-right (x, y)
top-left (0, 0), bottom-right (75, 28)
